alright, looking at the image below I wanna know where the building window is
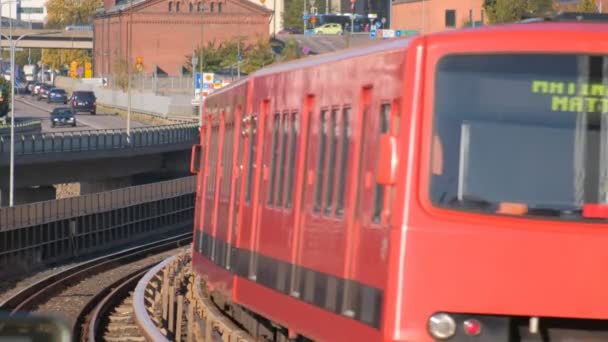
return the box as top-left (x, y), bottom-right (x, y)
top-left (168, 1), bottom-right (172, 11)
top-left (218, 2), bottom-right (222, 12)
top-left (176, 1), bottom-right (180, 12)
top-left (189, 2), bottom-right (193, 12)
top-left (445, 9), bottom-right (456, 28)
top-left (197, 1), bottom-right (202, 11)
top-left (18, 7), bottom-right (44, 14)
top-left (210, 2), bottom-right (214, 12)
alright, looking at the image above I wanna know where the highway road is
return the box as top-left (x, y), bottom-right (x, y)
top-left (13, 94), bottom-right (148, 132)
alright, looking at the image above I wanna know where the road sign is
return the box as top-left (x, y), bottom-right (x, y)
top-left (382, 29), bottom-right (395, 38)
top-left (370, 30), bottom-right (376, 38)
top-left (395, 30), bottom-right (402, 37)
top-left (203, 73), bottom-right (214, 83)
top-left (194, 72), bottom-right (201, 96)
top-left (195, 72), bottom-right (201, 89)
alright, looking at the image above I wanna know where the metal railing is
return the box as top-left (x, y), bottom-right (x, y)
top-left (0, 119), bottom-right (42, 137)
top-left (0, 176), bottom-right (197, 275)
top-left (0, 123), bottom-right (199, 157)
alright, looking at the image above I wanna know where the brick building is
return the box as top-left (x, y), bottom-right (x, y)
top-left (392, 0), bottom-right (484, 34)
top-left (93, 0), bottom-right (271, 77)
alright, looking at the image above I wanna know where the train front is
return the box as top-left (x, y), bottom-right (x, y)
top-left (385, 23), bottom-right (608, 341)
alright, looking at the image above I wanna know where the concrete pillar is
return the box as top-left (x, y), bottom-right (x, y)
top-left (0, 186), bottom-right (57, 207)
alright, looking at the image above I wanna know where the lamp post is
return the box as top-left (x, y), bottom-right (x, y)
top-left (5, 30), bottom-right (60, 206)
top-left (126, 0), bottom-right (134, 144)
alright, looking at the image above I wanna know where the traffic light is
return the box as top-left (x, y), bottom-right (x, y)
top-left (135, 57), bottom-right (144, 73)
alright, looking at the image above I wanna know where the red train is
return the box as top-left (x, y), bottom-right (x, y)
top-left (191, 21), bottom-right (608, 341)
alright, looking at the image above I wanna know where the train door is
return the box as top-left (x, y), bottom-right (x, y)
top-left (226, 105), bottom-right (243, 272)
top-left (255, 107), bottom-right (300, 292)
top-left (345, 91), bottom-right (400, 327)
top-left (234, 99), bottom-right (268, 281)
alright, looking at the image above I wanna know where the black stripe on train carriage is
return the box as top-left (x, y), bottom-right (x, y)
top-left (194, 229), bottom-right (383, 329)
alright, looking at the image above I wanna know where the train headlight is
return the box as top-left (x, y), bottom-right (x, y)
top-left (428, 313), bottom-right (456, 340)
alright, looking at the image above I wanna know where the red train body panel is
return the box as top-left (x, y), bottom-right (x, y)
top-left (192, 22), bottom-right (608, 341)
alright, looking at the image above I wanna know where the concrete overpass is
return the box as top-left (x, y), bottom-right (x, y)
top-left (0, 123), bottom-right (199, 206)
top-left (0, 29), bottom-right (92, 49)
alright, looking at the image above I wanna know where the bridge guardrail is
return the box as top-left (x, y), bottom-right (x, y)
top-left (0, 119), bottom-right (42, 137)
top-left (0, 176), bottom-right (196, 276)
top-left (0, 122), bottom-right (199, 156)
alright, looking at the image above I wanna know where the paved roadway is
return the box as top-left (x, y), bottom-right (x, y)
top-left (275, 33), bottom-right (387, 54)
top-left (14, 94), bottom-right (148, 133)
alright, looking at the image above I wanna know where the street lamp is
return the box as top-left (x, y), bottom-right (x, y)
top-left (5, 30), bottom-right (60, 207)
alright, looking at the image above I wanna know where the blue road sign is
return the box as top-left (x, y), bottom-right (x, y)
top-left (395, 30), bottom-right (402, 37)
top-left (370, 30), bottom-right (377, 38)
top-left (195, 72), bottom-right (201, 89)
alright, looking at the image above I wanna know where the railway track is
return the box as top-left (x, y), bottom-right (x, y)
top-left (0, 232), bottom-right (192, 341)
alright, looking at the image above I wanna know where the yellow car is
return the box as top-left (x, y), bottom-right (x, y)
top-left (313, 23), bottom-right (343, 35)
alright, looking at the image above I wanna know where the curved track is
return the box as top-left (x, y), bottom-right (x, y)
top-left (0, 232), bottom-right (192, 340)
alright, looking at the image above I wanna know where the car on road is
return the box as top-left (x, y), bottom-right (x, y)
top-left (32, 82), bottom-right (44, 97)
top-left (69, 90), bottom-right (96, 115)
top-left (26, 81), bottom-right (35, 94)
top-left (50, 107), bottom-right (76, 127)
top-left (313, 23), bottom-right (343, 35)
top-left (47, 88), bottom-right (68, 104)
top-left (278, 27), bottom-right (302, 34)
top-left (37, 84), bottom-right (52, 101)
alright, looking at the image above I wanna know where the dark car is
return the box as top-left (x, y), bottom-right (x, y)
top-left (70, 91), bottom-right (96, 115)
top-left (32, 82), bottom-right (43, 96)
top-left (37, 84), bottom-right (51, 101)
top-left (47, 88), bottom-right (68, 104)
top-left (278, 27), bottom-right (302, 34)
top-left (50, 107), bottom-right (76, 127)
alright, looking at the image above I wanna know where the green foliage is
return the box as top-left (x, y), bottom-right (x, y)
top-left (577, 0), bottom-right (598, 12)
top-left (41, 49), bottom-right (92, 73)
top-left (184, 37), bottom-right (277, 75)
top-left (45, 0), bottom-right (101, 28)
top-left (483, 0), bottom-right (553, 24)
top-left (279, 39), bottom-right (302, 62)
top-left (113, 56), bottom-right (129, 91)
top-left (0, 77), bottom-right (11, 118)
top-left (14, 49), bottom-right (41, 68)
top-left (282, 0), bottom-right (328, 30)
top-left (43, 0), bottom-right (99, 72)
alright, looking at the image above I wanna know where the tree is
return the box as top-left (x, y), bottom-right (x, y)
top-left (41, 49), bottom-right (91, 76)
top-left (282, 0), bottom-right (328, 30)
top-left (0, 77), bottom-right (11, 119)
top-left (242, 38), bottom-right (275, 73)
top-left (577, 0), bottom-right (598, 12)
top-left (44, 0), bottom-right (100, 73)
top-left (278, 39), bottom-right (302, 62)
top-left (46, 0), bottom-right (101, 28)
top-left (483, 0), bottom-right (553, 24)
top-left (113, 56), bottom-right (129, 91)
top-left (184, 37), bottom-right (276, 75)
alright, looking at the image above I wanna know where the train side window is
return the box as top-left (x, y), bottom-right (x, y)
top-left (314, 109), bottom-right (328, 213)
top-left (277, 112), bottom-right (289, 207)
top-left (372, 103), bottom-right (391, 223)
top-left (325, 108), bottom-right (339, 215)
top-left (336, 107), bottom-right (350, 216)
top-left (245, 116), bottom-right (257, 203)
top-left (268, 113), bottom-right (281, 205)
top-left (222, 124), bottom-right (234, 200)
top-left (286, 112), bottom-right (299, 208)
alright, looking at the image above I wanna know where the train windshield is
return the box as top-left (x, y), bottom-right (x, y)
top-left (431, 54), bottom-right (608, 219)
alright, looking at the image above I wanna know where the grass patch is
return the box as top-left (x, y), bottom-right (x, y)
top-left (98, 104), bottom-right (176, 126)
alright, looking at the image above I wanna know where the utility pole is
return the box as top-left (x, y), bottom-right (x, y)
top-left (8, 0), bottom-right (13, 206)
top-left (198, 1), bottom-right (204, 129)
top-left (126, 0), bottom-right (133, 143)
